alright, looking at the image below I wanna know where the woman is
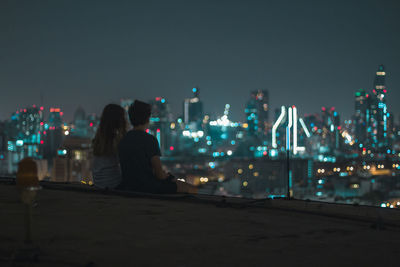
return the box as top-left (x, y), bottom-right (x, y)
top-left (92, 104), bottom-right (127, 189)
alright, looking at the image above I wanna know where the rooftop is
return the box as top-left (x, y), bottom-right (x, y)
top-left (1, 180), bottom-right (399, 266)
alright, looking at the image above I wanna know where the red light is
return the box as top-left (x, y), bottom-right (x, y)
top-left (363, 148), bottom-right (366, 151)
top-left (146, 129), bottom-right (150, 133)
top-left (33, 104), bottom-right (36, 108)
top-left (60, 112), bottom-right (63, 116)
top-left (337, 126), bottom-right (341, 130)
top-left (89, 122), bottom-right (93, 127)
top-left (383, 89), bottom-right (387, 93)
top-left (292, 105), bottom-right (296, 108)
top-left (155, 97), bottom-right (161, 101)
top-left (263, 151), bottom-right (267, 156)
top-left (40, 106), bottom-right (44, 111)
top-left (24, 109), bottom-right (27, 112)
top-left (331, 107), bottom-right (335, 111)
top-left (321, 107), bottom-right (326, 111)
top-left (40, 122), bottom-right (44, 126)
top-left (40, 140), bottom-right (44, 144)
top-left (169, 146), bottom-right (174, 151)
top-left (366, 94), bottom-right (369, 98)
top-left (373, 89), bottom-right (376, 94)
top-left (156, 129), bottom-right (160, 133)
top-left (43, 131), bottom-right (47, 135)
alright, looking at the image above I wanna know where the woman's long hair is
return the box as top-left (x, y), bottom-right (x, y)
top-left (92, 104), bottom-right (127, 156)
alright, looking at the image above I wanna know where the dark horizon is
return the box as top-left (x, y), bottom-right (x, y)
top-left (1, 0), bottom-right (400, 122)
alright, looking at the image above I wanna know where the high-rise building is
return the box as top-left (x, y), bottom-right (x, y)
top-left (1, 106), bottom-right (45, 173)
top-left (245, 90), bottom-right (269, 136)
top-left (183, 88), bottom-right (203, 125)
top-left (149, 97), bottom-right (172, 154)
top-left (51, 137), bottom-right (92, 182)
top-left (354, 89), bottom-right (369, 145)
top-left (368, 65), bottom-right (389, 150)
top-left (72, 107), bottom-right (88, 138)
top-left (87, 113), bottom-right (99, 139)
top-left (321, 107), bottom-right (341, 151)
top-left (44, 108), bottom-right (64, 161)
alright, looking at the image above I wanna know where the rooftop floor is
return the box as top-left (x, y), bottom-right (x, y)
top-left (0, 181), bottom-right (400, 267)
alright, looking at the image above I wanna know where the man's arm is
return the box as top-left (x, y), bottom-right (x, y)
top-left (151, 155), bottom-right (168, 180)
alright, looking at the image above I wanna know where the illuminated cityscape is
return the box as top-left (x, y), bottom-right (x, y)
top-left (2, 1), bottom-right (400, 265)
top-left (0, 65), bottom-right (399, 208)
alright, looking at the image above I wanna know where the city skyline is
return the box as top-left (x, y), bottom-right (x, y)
top-left (1, 0), bottom-right (400, 121)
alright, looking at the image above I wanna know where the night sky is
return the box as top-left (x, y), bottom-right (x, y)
top-left (1, 0), bottom-right (399, 122)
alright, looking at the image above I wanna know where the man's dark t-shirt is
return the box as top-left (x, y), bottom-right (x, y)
top-left (118, 130), bottom-right (176, 193)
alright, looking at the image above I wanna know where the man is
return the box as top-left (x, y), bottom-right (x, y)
top-left (118, 100), bottom-right (196, 194)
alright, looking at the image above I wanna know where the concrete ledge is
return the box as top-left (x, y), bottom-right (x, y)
top-left (1, 180), bottom-right (400, 266)
top-left (2, 177), bottom-right (400, 228)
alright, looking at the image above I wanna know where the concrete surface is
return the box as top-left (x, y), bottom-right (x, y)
top-left (0, 183), bottom-right (399, 267)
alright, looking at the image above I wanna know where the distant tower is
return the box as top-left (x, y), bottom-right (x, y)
top-left (368, 64), bottom-right (388, 149)
top-left (354, 89), bottom-right (369, 145)
top-left (73, 107), bottom-right (88, 138)
top-left (245, 90), bottom-right (269, 136)
top-left (44, 108), bottom-right (64, 161)
top-left (149, 97), bottom-right (172, 154)
top-left (183, 88), bottom-right (203, 125)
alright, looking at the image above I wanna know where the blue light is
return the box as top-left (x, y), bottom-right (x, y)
top-left (192, 88), bottom-right (197, 93)
top-left (316, 192), bottom-right (323, 196)
top-left (220, 133), bottom-right (227, 139)
top-left (207, 141), bottom-right (212, 145)
top-left (208, 162), bottom-right (215, 169)
top-left (16, 140), bottom-right (24, 147)
top-left (387, 149), bottom-right (391, 154)
top-left (177, 118), bottom-right (183, 123)
top-left (231, 140), bottom-right (236, 145)
top-left (161, 98), bottom-right (166, 103)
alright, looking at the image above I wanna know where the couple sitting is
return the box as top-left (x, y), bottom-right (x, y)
top-left (92, 100), bottom-right (196, 194)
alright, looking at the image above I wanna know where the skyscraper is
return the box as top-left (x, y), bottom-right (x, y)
top-left (72, 107), bottom-right (88, 138)
top-left (353, 89), bottom-right (369, 145)
top-left (2, 106), bottom-right (44, 173)
top-left (245, 90), bottom-right (269, 136)
top-left (44, 108), bottom-right (64, 161)
top-left (183, 88), bottom-right (203, 125)
top-left (368, 64), bottom-right (389, 149)
top-left (149, 97), bottom-right (172, 154)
